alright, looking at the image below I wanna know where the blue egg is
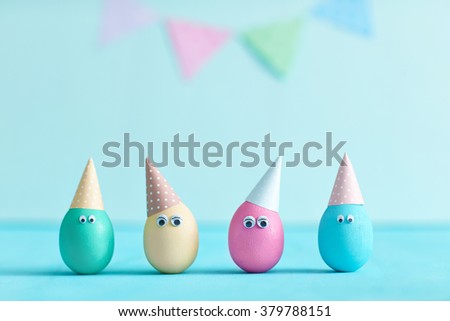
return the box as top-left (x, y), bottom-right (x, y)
top-left (59, 208), bottom-right (114, 274)
top-left (318, 204), bottom-right (373, 272)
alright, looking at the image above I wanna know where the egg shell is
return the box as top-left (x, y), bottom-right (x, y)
top-left (318, 204), bottom-right (373, 272)
top-left (228, 201), bottom-right (284, 273)
top-left (144, 202), bottom-right (199, 274)
top-left (59, 208), bottom-right (114, 274)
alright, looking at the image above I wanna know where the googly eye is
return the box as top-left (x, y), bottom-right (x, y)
top-left (243, 216), bottom-right (256, 229)
top-left (171, 215), bottom-right (183, 227)
top-left (337, 215), bottom-right (345, 223)
top-left (156, 214), bottom-right (168, 227)
top-left (88, 215), bottom-right (96, 224)
top-left (347, 215), bottom-right (354, 223)
top-left (79, 215), bottom-right (87, 224)
top-left (257, 216), bottom-right (269, 229)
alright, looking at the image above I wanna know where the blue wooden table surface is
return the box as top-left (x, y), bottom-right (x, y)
top-left (0, 223), bottom-right (449, 300)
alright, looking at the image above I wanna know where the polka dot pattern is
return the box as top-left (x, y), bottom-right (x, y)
top-left (328, 154), bottom-right (364, 206)
top-left (146, 159), bottom-right (181, 217)
top-left (70, 158), bottom-right (104, 210)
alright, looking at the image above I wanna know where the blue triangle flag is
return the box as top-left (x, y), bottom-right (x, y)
top-left (313, 0), bottom-right (373, 37)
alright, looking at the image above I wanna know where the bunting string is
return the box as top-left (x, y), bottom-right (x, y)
top-left (100, 0), bottom-right (373, 80)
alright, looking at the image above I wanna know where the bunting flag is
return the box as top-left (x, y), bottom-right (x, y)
top-left (97, 2), bottom-right (374, 79)
top-left (242, 18), bottom-right (302, 77)
top-left (100, 0), bottom-right (156, 44)
top-left (166, 19), bottom-right (231, 79)
top-left (313, 0), bottom-right (372, 36)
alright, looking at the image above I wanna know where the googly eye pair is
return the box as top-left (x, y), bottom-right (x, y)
top-left (79, 215), bottom-right (96, 224)
top-left (156, 214), bottom-right (183, 227)
top-left (243, 216), bottom-right (269, 229)
top-left (337, 215), bottom-right (354, 224)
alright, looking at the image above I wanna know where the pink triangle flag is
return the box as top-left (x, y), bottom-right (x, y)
top-left (328, 153), bottom-right (365, 206)
top-left (166, 19), bottom-right (231, 79)
top-left (100, 0), bottom-right (156, 44)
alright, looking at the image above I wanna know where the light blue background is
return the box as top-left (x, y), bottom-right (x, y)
top-left (1, 0), bottom-right (450, 225)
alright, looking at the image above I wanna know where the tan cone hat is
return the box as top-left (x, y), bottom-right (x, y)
top-left (70, 158), bottom-right (104, 210)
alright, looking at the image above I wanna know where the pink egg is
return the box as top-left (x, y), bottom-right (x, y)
top-left (228, 201), bottom-right (284, 273)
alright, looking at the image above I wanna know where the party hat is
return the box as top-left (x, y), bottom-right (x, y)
top-left (70, 158), bottom-right (104, 210)
top-left (328, 153), bottom-right (364, 206)
top-left (246, 157), bottom-right (283, 212)
top-left (146, 159), bottom-right (181, 216)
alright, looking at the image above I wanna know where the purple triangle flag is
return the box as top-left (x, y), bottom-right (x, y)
top-left (100, 0), bottom-right (156, 44)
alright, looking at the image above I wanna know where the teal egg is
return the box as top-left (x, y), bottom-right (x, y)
top-left (59, 208), bottom-right (114, 274)
top-left (318, 204), bottom-right (373, 272)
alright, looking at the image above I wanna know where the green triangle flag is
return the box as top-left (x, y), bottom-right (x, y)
top-left (243, 18), bottom-right (302, 76)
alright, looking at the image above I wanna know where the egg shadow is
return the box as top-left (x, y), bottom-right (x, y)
top-left (0, 267), bottom-right (158, 277)
top-left (0, 267), bottom-right (334, 276)
top-left (0, 268), bottom-right (75, 277)
top-left (181, 267), bottom-right (334, 275)
top-left (270, 268), bottom-right (335, 274)
top-left (184, 268), bottom-right (245, 275)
